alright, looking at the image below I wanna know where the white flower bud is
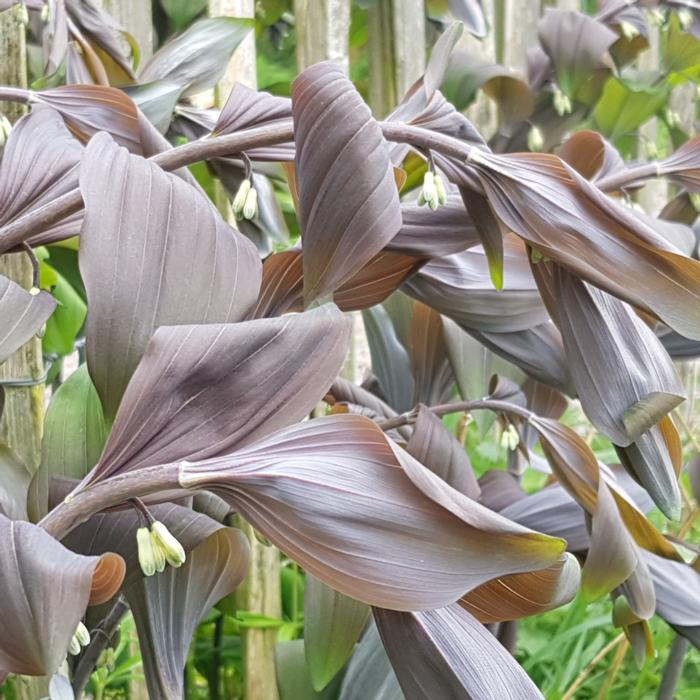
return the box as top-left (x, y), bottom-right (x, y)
top-left (619, 21), bottom-right (640, 40)
top-left (68, 636), bottom-right (81, 656)
top-left (678, 8), bottom-right (694, 30)
top-left (242, 186), bottom-right (258, 220)
top-left (434, 174), bottom-right (448, 205)
top-left (649, 8), bottom-right (665, 26)
top-left (151, 521), bottom-right (186, 568)
top-left (232, 178), bottom-right (252, 218)
top-left (16, 3), bottom-right (29, 26)
top-left (553, 89), bottom-right (572, 116)
top-left (0, 115), bottom-right (11, 148)
top-left (136, 526), bottom-right (159, 576)
top-left (643, 140), bottom-right (658, 160)
top-left (527, 125), bottom-right (544, 152)
top-left (500, 424), bottom-right (520, 451)
top-left (665, 109), bottom-right (681, 129)
top-left (420, 171), bottom-right (439, 210)
top-left (74, 621), bottom-right (90, 647)
top-left (40, 3), bottom-right (51, 22)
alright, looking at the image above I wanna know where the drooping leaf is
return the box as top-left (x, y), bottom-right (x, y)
top-left (28, 365), bottom-right (108, 521)
top-left (557, 129), bottom-right (625, 183)
top-left (304, 575), bottom-right (370, 691)
top-left (406, 405), bottom-right (480, 499)
top-left (79, 131), bottom-right (260, 420)
top-left (460, 553), bottom-right (580, 622)
top-left (533, 261), bottom-right (684, 447)
top-left (125, 528), bottom-right (249, 698)
top-left (159, 0), bottom-right (208, 31)
top-left (121, 80), bottom-right (184, 133)
top-left (138, 17), bottom-right (255, 96)
top-left (0, 513), bottom-right (125, 676)
top-left (180, 414), bottom-right (566, 611)
top-left (337, 623), bottom-right (403, 700)
top-left (80, 306), bottom-right (350, 486)
top-left (374, 604), bottom-right (543, 700)
top-left (0, 105), bottom-right (82, 253)
top-left (538, 9), bottom-right (617, 104)
top-left (276, 639), bottom-right (343, 700)
top-left (0, 275), bottom-right (56, 367)
top-left (214, 82), bottom-right (292, 135)
top-left (292, 62), bottom-right (402, 305)
top-left (658, 132), bottom-right (700, 194)
top-left (466, 149), bottom-right (700, 340)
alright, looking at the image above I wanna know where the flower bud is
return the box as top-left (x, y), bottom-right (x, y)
top-left (643, 140), bottom-right (658, 160)
top-left (242, 186), bottom-right (258, 220)
top-left (434, 174), bottom-right (448, 205)
top-left (665, 109), bottom-right (681, 129)
top-left (16, 3), bottom-right (29, 26)
top-left (619, 21), bottom-right (639, 40)
top-left (527, 125), bottom-right (544, 152)
top-left (68, 636), bottom-right (81, 656)
top-left (500, 424), bottom-right (520, 451)
top-left (151, 521), bottom-right (186, 568)
top-left (420, 171), bottom-right (439, 210)
top-left (137, 526), bottom-right (159, 576)
top-left (553, 89), bottom-right (572, 116)
top-left (0, 115), bottom-right (11, 148)
top-left (678, 8), bottom-right (693, 30)
top-left (232, 178), bottom-right (252, 218)
top-left (649, 8), bottom-right (665, 26)
top-left (75, 621), bottom-right (90, 647)
top-left (40, 2), bottom-right (51, 22)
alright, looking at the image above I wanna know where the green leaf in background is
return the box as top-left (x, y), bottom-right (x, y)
top-left (41, 261), bottom-right (87, 357)
top-left (276, 640), bottom-right (342, 700)
top-left (159, 0), bottom-right (208, 32)
top-left (594, 76), bottom-right (668, 142)
top-left (304, 575), bottom-right (370, 691)
top-left (27, 364), bottom-right (108, 521)
top-left (662, 14), bottom-right (700, 84)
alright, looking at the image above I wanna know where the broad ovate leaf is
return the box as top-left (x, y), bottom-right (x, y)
top-left (304, 576), bottom-right (370, 691)
top-left (0, 514), bottom-right (124, 676)
top-left (180, 414), bottom-right (566, 611)
top-left (125, 528), bottom-right (249, 698)
top-left (292, 62), bottom-right (402, 305)
top-left (79, 132), bottom-right (261, 420)
top-left (374, 604), bottom-right (543, 700)
top-left (0, 105), bottom-right (82, 253)
top-left (81, 306), bottom-right (350, 485)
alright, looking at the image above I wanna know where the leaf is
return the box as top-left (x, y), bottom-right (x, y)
top-left (292, 62), bottom-right (402, 305)
top-left (468, 149), bottom-right (700, 340)
top-left (402, 236), bottom-right (548, 333)
top-left (615, 417), bottom-right (683, 521)
top-left (121, 80), bottom-right (184, 133)
top-left (533, 261), bottom-right (684, 447)
top-left (658, 132), bottom-right (700, 194)
top-left (81, 306), bottom-right (350, 486)
top-left (460, 553), bottom-right (580, 622)
top-left (139, 17), bottom-right (255, 96)
top-left (594, 77), bottom-right (667, 141)
top-left (338, 623), bottom-right (403, 700)
top-left (125, 528), bottom-right (249, 699)
top-left (276, 639), bottom-right (342, 700)
top-left (79, 132), bottom-right (260, 420)
top-left (447, 0), bottom-right (487, 38)
top-left (214, 82), bottom-right (292, 135)
top-left (662, 14), bottom-right (700, 81)
top-left (362, 304), bottom-right (415, 413)
top-left (538, 9), bottom-right (617, 104)
top-left (0, 275), bottom-right (56, 366)
top-left (180, 414), bottom-right (566, 610)
top-left (0, 105), bottom-right (82, 254)
top-left (159, 0), bottom-right (208, 31)
top-left (406, 405), bottom-right (480, 499)
top-left (35, 85), bottom-right (143, 154)
top-left (0, 444), bottom-right (31, 521)
top-left (374, 604), bottom-right (543, 700)
top-left (0, 513), bottom-right (124, 676)
top-left (304, 575), bottom-right (370, 691)
top-left (42, 263), bottom-right (87, 357)
top-left (28, 365), bottom-right (108, 521)
top-left (557, 129), bottom-right (625, 182)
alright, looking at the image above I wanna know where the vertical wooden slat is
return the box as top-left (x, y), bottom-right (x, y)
top-left (101, 0), bottom-right (154, 63)
top-left (294, 0), bottom-right (351, 73)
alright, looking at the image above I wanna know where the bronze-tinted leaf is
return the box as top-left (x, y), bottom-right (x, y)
top-left (0, 105), bottom-right (82, 254)
top-left (538, 9), bottom-right (617, 104)
top-left (125, 528), bottom-right (249, 698)
top-left (0, 514), bottom-right (125, 676)
top-left (468, 149), bottom-right (700, 340)
top-left (374, 604), bottom-right (543, 699)
top-left (292, 62), bottom-right (402, 304)
top-left (460, 553), bottom-right (580, 622)
top-left (0, 274), bottom-right (56, 366)
top-left (81, 306), bottom-right (350, 485)
top-left (214, 82), bottom-right (292, 134)
top-left (406, 405), bottom-right (480, 499)
top-left (658, 132), bottom-right (700, 194)
top-left (533, 261), bottom-right (684, 447)
top-left (79, 132), bottom-right (260, 420)
top-left (557, 129), bottom-right (625, 182)
top-left (180, 415), bottom-right (565, 610)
